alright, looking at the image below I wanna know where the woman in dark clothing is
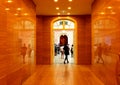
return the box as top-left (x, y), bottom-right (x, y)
top-left (63, 44), bottom-right (69, 64)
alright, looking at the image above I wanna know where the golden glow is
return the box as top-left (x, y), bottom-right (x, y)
top-left (54, 0), bottom-right (58, 2)
top-left (58, 17), bottom-right (61, 18)
top-left (56, 7), bottom-right (59, 10)
top-left (100, 12), bottom-right (105, 15)
top-left (17, 8), bottom-right (22, 10)
top-left (67, 16), bottom-right (70, 18)
top-left (5, 8), bottom-right (10, 10)
top-left (111, 12), bottom-right (116, 14)
top-left (24, 13), bottom-right (28, 16)
top-left (68, 0), bottom-right (72, 2)
top-left (14, 13), bottom-right (18, 16)
top-left (7, 0), bottom-right (12, 3)
top-left (68, 7), bottom-right (71, 10)
top-left (107, 6), bottom-right (112, 9)
top-left (67, 12), bottom-right (70, 15)
top-left (57, 13), bottom-right (60, 15)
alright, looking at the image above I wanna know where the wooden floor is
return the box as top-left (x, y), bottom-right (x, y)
top-left (22, 64), bottom-right (104, 85)
top-left (22, 53), bottom-right (118, 85)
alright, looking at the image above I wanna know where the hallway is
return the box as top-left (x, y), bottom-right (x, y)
top-left (1, 0), bottom-right (120, 85)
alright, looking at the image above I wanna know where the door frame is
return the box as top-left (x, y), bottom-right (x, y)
top-left (50, 17), bottom-right (78, 64)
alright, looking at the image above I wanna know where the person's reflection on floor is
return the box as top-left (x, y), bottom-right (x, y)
top-left (64, 65), bottom-right (69, 80)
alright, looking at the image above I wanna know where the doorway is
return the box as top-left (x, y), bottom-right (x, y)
top-left (51, 17), bottom-right (77, 64)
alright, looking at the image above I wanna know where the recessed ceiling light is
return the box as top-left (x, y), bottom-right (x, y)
top-left (68, 0), bottom-right (72, 2)
top-left (56, 7), bottom-right (59, 10)
top-left (107, 6), bottom-right (112, 9)
top-left (54, 0), bottom-right (58, 2)
top-left (68, 7), bottom-right (71, 10)
top-left (7, 0), bottom-right (12, 3)
top-left (17, 8), bottom-right (21, 10)
top-left (24, 13), bottom-right (28, 16)
top-left (5, 8), bottom-right (10, 10)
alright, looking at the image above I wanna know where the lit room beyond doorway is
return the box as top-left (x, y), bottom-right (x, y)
top-left (52, 19), bottom-right (75, 64)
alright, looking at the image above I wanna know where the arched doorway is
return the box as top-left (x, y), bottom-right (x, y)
top-left (51, 17), bottom-right (77, 64)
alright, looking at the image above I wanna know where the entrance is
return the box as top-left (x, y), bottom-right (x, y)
top-left (51, 17), bottom-right (77, 64)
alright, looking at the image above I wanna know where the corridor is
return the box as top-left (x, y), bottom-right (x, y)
top-left (1, 0), bottom-right (120, 85)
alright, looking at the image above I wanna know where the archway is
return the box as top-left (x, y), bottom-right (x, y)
top-left (51, 17), bottom-right (77, 64)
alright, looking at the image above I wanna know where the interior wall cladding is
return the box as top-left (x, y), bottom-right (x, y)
top-left (92, 0), bottom-right (120, 57)
top-left (0, 0), bottom-right (36, 85)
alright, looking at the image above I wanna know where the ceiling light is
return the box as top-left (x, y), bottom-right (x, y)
top-left (24, 13), bottom-right (28, 16)
top-left (17, 8), bottom-right (21, 10)
top-left (54, 0), bottom-right (58, 2)
top-left (7, 0), bottom-right (12, 3)
top-left (107, 6), bottom-right (112, 9)
top-left (68, 0), bottom-right (72, 2)
top-left (68, 7), bottom-right (71, 10)
top-left (5, 8), bottom-right (10, 10)
top-left (56, 7), bottom-right (59, 10)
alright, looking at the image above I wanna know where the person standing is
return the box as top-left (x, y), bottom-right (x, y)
top-left (71, 44), bottom-right (73, 57)
top-left (27, 44), bottom-right (32, 58)
top-left (96, 43), bottom-right (104, 63)
top-left (21, 43), bottom-right (27, 64)
top-left (63, 44), bottom-right (69, 64)
top-left (60, 46), bottom-right (64, 59)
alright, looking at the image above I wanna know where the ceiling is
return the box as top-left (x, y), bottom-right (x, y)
top-left (32, 0), bottom-right (94, 15)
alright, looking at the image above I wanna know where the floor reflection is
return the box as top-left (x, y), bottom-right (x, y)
top-left (54, 54), bottom-right (74, 64)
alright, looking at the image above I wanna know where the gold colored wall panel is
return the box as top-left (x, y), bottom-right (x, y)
top-left (0, 0), bottom-right (36, 84)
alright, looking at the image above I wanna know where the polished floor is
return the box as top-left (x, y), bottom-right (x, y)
top-left (22, 53), bottom-right (119, 85)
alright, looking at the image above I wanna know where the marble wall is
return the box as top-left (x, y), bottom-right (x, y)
top-left (0, 0), bottom-right (36, 84)
top-left (92, 0), bottom-right (120, 64)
